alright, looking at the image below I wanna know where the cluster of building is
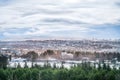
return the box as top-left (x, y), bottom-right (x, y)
top-left (0, 40), bottom-right (120, 63)
top-left (0, 40), bottom-right (120, 52)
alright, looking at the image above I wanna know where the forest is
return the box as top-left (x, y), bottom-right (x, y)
top-left (0, 61), bottom-right (120, 80)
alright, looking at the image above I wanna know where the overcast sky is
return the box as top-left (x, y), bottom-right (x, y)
top-left (0, 0), bottom-right (120, 40)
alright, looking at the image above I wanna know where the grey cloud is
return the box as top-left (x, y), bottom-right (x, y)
top-left (21, 10), bottom-right (73, 17)
top-left (115, 2), bottom-right (120, 7)
top-left (42, 18), bottom-right (86, 25)
top-left (0, 22), bottom-right (6, 25)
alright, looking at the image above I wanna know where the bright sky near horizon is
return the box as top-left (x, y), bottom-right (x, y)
top-left (0, 0), bottom-right (120, 40)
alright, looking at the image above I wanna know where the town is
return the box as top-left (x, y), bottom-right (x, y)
top-left (0, 40), bottom-right (120, 68)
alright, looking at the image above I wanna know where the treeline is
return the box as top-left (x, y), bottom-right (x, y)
top-left (20, 50), bottom-right (120, 61)
top-left (73, 51), bottom-right (120, 61)
top-left (0, 62), bottom-right (120, 80)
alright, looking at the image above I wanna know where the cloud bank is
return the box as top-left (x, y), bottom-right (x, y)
top-left (0, 0), bottom-right (120, 40)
